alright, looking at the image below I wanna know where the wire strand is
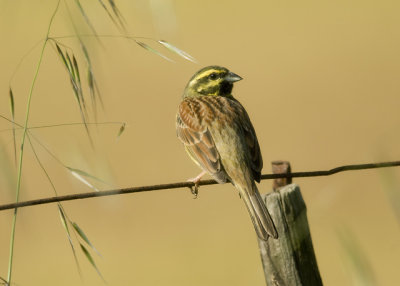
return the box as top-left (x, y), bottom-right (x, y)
top-left (0, 160), bottom-right (399, 211)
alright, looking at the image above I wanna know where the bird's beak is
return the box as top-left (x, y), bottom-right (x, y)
top-left (225, 71), bottom-right (243, 83)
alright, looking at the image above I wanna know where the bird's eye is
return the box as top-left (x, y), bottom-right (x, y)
top-left (209, 73), bottom-right (218, 80)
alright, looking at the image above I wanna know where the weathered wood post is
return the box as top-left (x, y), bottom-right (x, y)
top-left (258, 161), bottom-right (323, 286)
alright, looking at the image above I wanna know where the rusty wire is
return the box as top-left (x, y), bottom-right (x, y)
top-left (0, 160), bottom-right (399, 211)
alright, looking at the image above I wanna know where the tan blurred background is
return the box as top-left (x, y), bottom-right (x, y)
top-left (0, 0), bottom-right (400, 285)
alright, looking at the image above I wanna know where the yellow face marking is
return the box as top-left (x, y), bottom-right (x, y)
top-left (185, 67), bottom-right (231, 97)
top-left (189, 69), bottom-right (225, 87)
top-left (196, 79), bottom-right (223, 95)
top-left (195, 69), bottom-right (224, 79)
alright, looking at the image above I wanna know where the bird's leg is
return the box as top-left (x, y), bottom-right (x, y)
top-left (187, 171), bottom-right (206, 198)
top-left (187, 170), bottom-right (206, 184)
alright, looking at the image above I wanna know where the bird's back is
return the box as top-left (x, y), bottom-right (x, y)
top-left (178, 95), bottom-right (262, 187)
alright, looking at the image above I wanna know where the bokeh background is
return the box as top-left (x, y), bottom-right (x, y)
top-left (0, 0), bottom-right (399, 285)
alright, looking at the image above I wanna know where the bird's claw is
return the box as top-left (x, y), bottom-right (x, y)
top-left (189, 183), bottom-right (199, 199)
top-left (188, 178), bottom-right (200, 198)
top-left (187, 171), bottom-right (206, 199)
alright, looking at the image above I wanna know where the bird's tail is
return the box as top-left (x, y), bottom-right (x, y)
top-left (235, 182), bottom-right (278, 240)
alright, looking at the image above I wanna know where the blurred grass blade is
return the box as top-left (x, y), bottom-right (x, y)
top-left (0, 138), bottom-right (16, 195)
top-left (80, 243), bottom-right (105, 280)
top-left (58, 204), bottom-right (73, 245)
top-left (117, 122), bottom-right (125, 139)
top-left (107, 0), bottom-right (126, 29)
top-left (80, 244), bottom-right (95, 268)
top-left (337, 227), bottom-right (376, 286)
top-left (58, 204), bottom-right (82, 277)
top-left (0, 276), bottom-right (7, 284)
top-left (70, 54), bottom-right (87, 116)
top-left (9, 88), bottom-right (15, 119)
top-left (97, 0), bottom-right (120, 28)
top-left (55, 43), bottom-right (68, 70)
top-left (107, 0), bottom-right (123, 18)
top-left (158, 40), bottom-right (197, 63)
top-left (72, 222), bottom-right (101, 256)
top-left (96, 0), bottom-right (126, 31)
top-left (67, 167), bottom-right (100, 192)
top-left (72, 55), bottom-right (82, 86)
top-left (9, 87), bottom-right (17, 165)
top-left (80, 41), bottom-right (91, 65)
top-left (66, 166), bottom-right (111, 190)
top-left (67, 166), bottom-right (108, 184)
top-left (27, 134), bottom-right (59, 196)
top-left (73, 0), bottom-right (98, 37)
top-left (65, 52), bottom-right (82, 102)
top-left (54, 44), bottom-right (81, 107)
top-left (80, 41), bottom-right (104, 114)
top-left (136, 41), bottom-right (173, 62)
top-left (380, 170), bottom-right (400, 226)
top-left (54, 42), bottom-right (91, 139)
top-left (65, 52), bottom-right (74, 75)
top-left (87, 68), bottom-right (95, 103)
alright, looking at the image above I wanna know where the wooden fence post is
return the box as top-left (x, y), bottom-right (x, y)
top-left (257, 161), bottom-right (323, 286)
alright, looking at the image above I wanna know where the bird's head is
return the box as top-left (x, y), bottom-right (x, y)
top-left (184, 66), bottom-right (242, 98)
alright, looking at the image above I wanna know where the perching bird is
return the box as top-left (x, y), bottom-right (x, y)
top-left (176, 66), bottom-right (278, 240)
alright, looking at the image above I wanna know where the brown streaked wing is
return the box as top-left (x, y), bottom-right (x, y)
top-left (176, 98), bottom-right (228, 183)
top-left (244, 123), bottom-right (263, 182)
top-left (230, 99), bottom-right (263, 182)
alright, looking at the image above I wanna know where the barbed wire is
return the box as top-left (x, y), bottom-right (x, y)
top-left (0, 160), bottom-right (399, 212)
